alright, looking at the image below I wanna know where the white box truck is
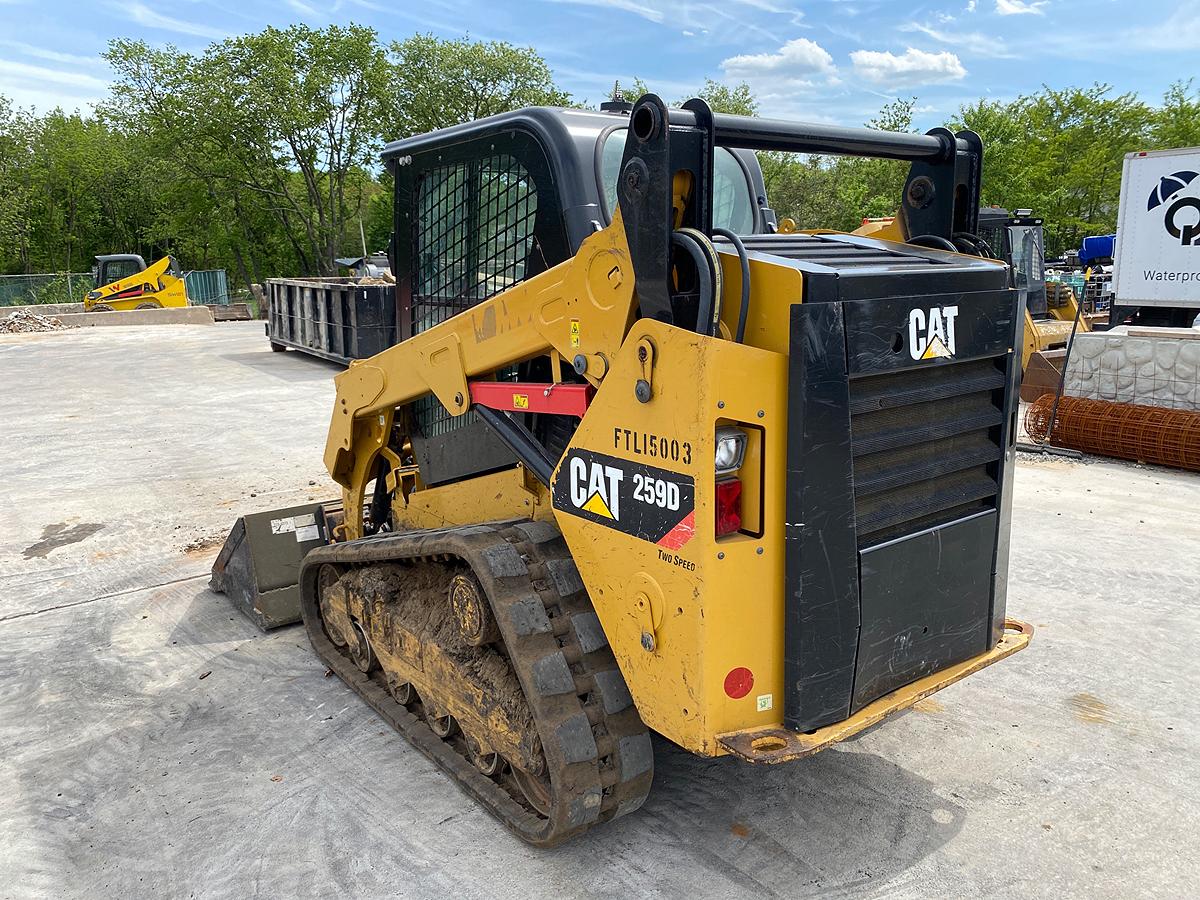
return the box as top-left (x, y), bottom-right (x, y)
top-left (1110, 147), bottom-right (1200, 327)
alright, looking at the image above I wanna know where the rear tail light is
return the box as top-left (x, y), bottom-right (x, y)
top-left (715, 477), bottom-right (742, 537)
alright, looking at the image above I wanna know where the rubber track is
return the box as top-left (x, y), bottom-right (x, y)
top-left (298, 519), bottom-right (654, 847)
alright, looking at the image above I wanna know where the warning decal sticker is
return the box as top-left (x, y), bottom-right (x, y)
top-left (553, 448), bottom-right (696, 548)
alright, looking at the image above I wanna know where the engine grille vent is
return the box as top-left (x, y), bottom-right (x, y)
top-left (849, 356), bottom-right (1007, 546)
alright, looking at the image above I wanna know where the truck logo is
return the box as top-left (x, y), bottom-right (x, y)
top-left (908, 305), bottom-right (959, 361)
top-left (569, 457), bottom-right (623, 520)
top-left (554, 449), bottom-right (696, 548)
top-left (1148, 170), bottom-right (1200, 246)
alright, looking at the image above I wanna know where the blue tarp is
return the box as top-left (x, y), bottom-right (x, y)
top-left (1079, 234), bottom-right (1116, 267)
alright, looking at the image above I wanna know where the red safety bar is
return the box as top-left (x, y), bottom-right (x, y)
top-left (468, 381), bottom-right (594, 418)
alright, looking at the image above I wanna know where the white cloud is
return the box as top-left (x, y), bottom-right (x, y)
top-left (849, 47), bottom-right (967, 86)
top-left (120, 2), bottom-right (228, 39)
top-left (0, 59), bottom-right (109, 91)
top-left (729, 0), bottom-right (807, 25)
top-left (995, 0), bottom-right (1047, 15)
top-left (547, 0), bottom-right (800, 41)
top-left (545, 0), bottom-right (665, 24)
top-left (901, 22), bottom-right (1016, 59)
top-left (286, 0), bottom-right (320, 16)
top-left (966, 0), bottom-right (977, 11)
top-left (731, 0), bottom-right (789, 11)
top-left (0, 59), bottom-right (109, 112)
top-left (721, 37), bottom-right (836, 80)
top-left (0, 39), bottom-right (101, 67)
top-left (1129, 9), bottom-right (1200, 47)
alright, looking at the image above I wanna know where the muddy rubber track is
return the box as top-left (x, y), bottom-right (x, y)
top-left (298, 519), bottom-right (654, 847)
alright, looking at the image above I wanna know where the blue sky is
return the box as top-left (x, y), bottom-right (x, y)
top-left (0, 0), bottom-right (1195, 128)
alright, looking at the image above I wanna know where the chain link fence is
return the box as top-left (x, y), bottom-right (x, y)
top-left (0, 268), bottom-right (229, 307)
top-left (0, 273), bottom-right (95, 307)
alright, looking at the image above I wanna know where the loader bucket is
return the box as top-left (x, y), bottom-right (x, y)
top-left (1020, 348), bottom-right (1067, 403)
top-left (210, 503), bottom-right (330, 630)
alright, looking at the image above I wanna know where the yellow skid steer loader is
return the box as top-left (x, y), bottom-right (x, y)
top-left (84, 254), bottom-right (188, 312)
top-left (213, 95), bottom-right (1032, 846)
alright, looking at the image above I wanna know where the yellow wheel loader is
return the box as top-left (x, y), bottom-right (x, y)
top-left (84, 254), bottom-right (189, 312)
top-left (215, 95), bottom-right (1032, 846)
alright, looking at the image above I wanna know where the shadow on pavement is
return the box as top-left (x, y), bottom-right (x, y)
top-left (218, 349), bottom-right (344, 382)
top-left (566, 735), bottom-right (965, 898)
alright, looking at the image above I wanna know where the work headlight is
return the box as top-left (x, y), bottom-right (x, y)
top-left (714, 426), bottom-right (747, 476)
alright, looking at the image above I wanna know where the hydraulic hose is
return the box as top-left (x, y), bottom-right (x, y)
top-left (367, 454), bottom-right (391, 535)
top-left (712, 227), bottom-right (751, 343)
top-left (671, 231), bottom-right (716, 336)
top-left (952, 231), bottom-right (994, 258)
top-left (908, 234), bottom-right (958, 252)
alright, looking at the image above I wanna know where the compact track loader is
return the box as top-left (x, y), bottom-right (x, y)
top-left (84, 254), bottom-right (188, 311)
top-left (216, 95), bottom-right (1032, 846)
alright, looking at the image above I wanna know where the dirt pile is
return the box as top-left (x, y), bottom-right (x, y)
top-left (0, 308), bottom-right (79, 334)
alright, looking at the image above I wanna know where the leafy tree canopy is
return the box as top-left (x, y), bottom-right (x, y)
top-left (3, 27), bottom-right (1198, 287)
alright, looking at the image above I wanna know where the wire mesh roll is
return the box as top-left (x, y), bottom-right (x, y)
top-left (1025, 395), bottom-right (1200, 472)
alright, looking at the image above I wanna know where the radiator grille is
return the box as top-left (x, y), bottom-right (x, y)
top-left (411, 154), bottom-right (540, 438)
top-left (850, 357), bottom-right (1007, 546)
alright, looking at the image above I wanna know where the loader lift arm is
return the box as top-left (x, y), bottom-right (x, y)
top-left (324, 213), bottom-right (639, 535)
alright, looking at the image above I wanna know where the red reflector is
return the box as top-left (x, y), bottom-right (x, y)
top-left (715, 477), bottom-right (742, 536)
top-left (724, 666), bottom-right (754, 699)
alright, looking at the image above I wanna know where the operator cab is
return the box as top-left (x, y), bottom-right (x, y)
top-left (977, 208), bottom-right (1047, 315)
top-left (93, 254), bottom-right (148, 287)
top-left (380, 104), bottom-right (772, 488)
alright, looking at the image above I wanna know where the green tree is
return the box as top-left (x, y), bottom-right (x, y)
top-left (762, 98), bottom-right (918, 231)
top-left (103, 38), bottom-right (287, 285)
top-left (690, 79), bottom-right (758, 116)
top-left (957, 84), bottom-right (1150, 253)
top-left (0, 97), bottom-right (32, 272)
top-left (105, 25), bottom-right (391, 279)
top-left (388, 35), bottom-right (571, 136)
top-left (1150, 80), bottom-right (1200, 149)
top-left (11, 28), bottom-right (1197, 285)
top-left (608, 78), bottom-right (758, 114)
top-left (16, 110), bottom-right (156, 274)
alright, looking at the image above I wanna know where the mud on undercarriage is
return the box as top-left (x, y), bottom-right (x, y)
top-left (299, 519), bottom-right (654, 847)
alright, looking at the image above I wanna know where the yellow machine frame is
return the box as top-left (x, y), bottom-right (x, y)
top-left (84, 255), bottom-right (189, 312)
top-left (321, 207), bottom-right (1031, 761)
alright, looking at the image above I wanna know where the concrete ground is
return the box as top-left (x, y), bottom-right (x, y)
top-left (1, 322), bottom-right (1197, 899)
